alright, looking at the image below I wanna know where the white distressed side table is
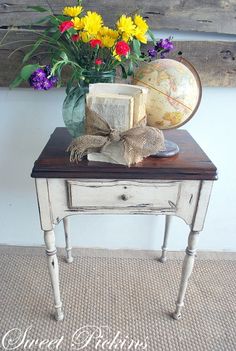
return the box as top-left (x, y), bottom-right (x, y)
top-left (31, 128), bottom-right (217, 321)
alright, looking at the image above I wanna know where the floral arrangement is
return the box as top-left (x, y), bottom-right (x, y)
top-left (10, 1), bottom-right (174, 91)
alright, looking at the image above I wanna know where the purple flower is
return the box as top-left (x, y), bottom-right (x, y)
top-left (42, 78), bottom-right (53, 90)
top-left (49, 76), bottom-right (58, 85)
top-left (148, 47), bottom-right (157, 58)
top-left (155, 38), bottom-right (174, 52)
top-left (29, 68), bottom-right (46, 82)
top-left (29, 65), bottom-right (58, 90)
top-left (147, 37), bottom-right (175, 60)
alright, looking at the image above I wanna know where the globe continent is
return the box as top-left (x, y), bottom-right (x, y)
top-left (133, 59), bottom-right (201, 129)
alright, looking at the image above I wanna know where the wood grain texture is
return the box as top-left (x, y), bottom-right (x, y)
top-left (31, 128), bottom-right (217, 180)
top-left (1, 0), bottom-right (236, 34)
top-left (169, 41), bottom-right (236, 87)
top-left (1, 29), bottom-right (236, 87)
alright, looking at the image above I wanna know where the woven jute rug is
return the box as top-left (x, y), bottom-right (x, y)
top-left (0, 246), bottom-right (235, 351)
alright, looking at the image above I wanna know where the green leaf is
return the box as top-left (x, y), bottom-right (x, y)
top-left (59, 52), bottom-right (69, 63)
top-left (20, 64), bottom-right (40, 80)
top-left (56, 15), bottom-right (70, 21)
top-left (56, 62), bottom-right (64, 80)
top-left (120, 64), bottom-right (128, 79)
top-left (133, 39), bottom-right (141, 57)
top-left (23, 39), bottom-right (43, 64)
top-left (51, 31), bottom-right (61, 40)
top-left (33, 15), bottom-right (51, 25)
top-left (45, 26), bottom-right (58, 33)
top-left (9, 75), bottom-right (24, 89)
top-left (27, 6), bottom-right (48, 13)
top-left (127, 61), bottom-right (134, 76)
top-left (147, 29), bottom-right (156, 44)
top-left (50, 17), bottom-right (60, 25)
top-left (67, 27), bottom-right (77, 35)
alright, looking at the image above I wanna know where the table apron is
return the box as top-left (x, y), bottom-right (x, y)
top-left (35, 178), bottom-right (213, 232)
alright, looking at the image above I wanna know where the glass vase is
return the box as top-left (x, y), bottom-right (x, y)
top-left (62, 70), bottom-right (116, 138)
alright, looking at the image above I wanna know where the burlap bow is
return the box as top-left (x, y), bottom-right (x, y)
top-left (67, 107), bottom-right (165, 166)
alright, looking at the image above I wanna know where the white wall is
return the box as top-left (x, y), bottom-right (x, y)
top-left (0, 30), bottom-right (236, 251)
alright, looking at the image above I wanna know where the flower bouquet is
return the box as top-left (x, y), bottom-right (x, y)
top-left (10, 0), bottom-right (174, 137)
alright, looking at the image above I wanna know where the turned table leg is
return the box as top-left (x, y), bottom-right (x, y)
top-left (173, 230), bottom-right (199, 320)
top-left (44, 230), bottom-right (64, 321)
top-left (159, 215), bottom-right (172, 263)
top-left (63, 217), bottom-right (73, 263)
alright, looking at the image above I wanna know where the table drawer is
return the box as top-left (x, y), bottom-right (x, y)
top-left (67, 180), bottom-right (180, 211)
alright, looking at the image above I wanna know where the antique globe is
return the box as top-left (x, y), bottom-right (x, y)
top-left (133, 58), bottom-right (202, 156)
top-left (133, 58), bottom-right (202, 129)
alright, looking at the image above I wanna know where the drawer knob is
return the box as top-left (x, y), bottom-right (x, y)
top-left (121, 194), bottom-right (129, 201)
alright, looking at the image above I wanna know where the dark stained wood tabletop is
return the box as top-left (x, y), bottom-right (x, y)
top-left (31, 128), bottom-right (217, 180)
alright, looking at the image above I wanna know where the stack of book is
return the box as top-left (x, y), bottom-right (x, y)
top-left (86, 83), bottom-right (148, 165)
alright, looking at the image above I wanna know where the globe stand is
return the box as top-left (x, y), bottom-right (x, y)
top-left (152, 139), bottom-right (179, 158)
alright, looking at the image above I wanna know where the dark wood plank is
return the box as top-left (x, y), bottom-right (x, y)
top-left (166, 41), bottom-right (236, 87)
top-left (31, 128), bottom-right (217, 180)
top-left (1, 29), bottom-right (236, 87)
top-left (1, 0), bottom-right (236, 34)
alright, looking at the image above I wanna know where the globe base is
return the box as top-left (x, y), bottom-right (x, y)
top-left (152, 139), bottom-right (179, 158)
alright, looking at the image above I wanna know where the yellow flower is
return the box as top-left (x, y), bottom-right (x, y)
top-left (83, 11), bottom-right (103, 35)
top-left (72, 17), bottom-right (84, 30)
top-left (81, 31), bottom-right (91, 43)
top-left (112, 50), bottom-right (121, 61)
top-left (101, 35), bottom-right (116, 48)
top-left (134, 27), bottom-right (148, 43)
top-left (116, 15), bottom-right (135, 41)
top-left (100, 27), bottom-right (119, 39)
top-left (98, 26), bottom-right (109, 36)
top-left (63, 6), bottom-right (83, 17)
top-left (97, 27), bottom-right (119, 48)
top-left (122, 32), bottom-right (131, 42)
top-left (134, 15), bottom-right (149, 33)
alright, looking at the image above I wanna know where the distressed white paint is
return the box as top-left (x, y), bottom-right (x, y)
top-left (159, 215), bottom-right (172, 263)
top-left (191, 181), bottom-right (213, 231)
top-left (49, 179), bottom-right (202, 226)
top-left (173, 230), bottom-right (200, 320)
top-left (63, 217), bottom-right (73, 263)
top-left (35, 179), bottom-right (53, 231)
top-left (67, 180), bottom-right (180, 210)
top-left (44, 229), bottom-right (64, 321)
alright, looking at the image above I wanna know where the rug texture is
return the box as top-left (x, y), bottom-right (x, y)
top-left (0, 247), bottom-right (235, 351)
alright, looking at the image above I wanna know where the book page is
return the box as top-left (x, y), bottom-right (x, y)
top-left (86, 94), bottom-right (134, 132)
top-left (89, 83), bottom-right (148, 97)
top-left (88, 141), bottom-right (127, 165)
top-left (89, 83), bottom-right (148, 125)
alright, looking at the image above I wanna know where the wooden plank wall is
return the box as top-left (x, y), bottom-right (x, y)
top-left (0, 0), bottom-right (236, 87)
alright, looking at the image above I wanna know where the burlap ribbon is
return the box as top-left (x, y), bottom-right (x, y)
top-left (67, 107), bottom-right (165, 166)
